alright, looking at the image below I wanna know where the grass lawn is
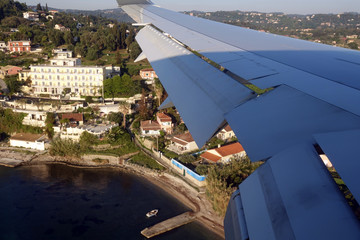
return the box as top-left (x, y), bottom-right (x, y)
top-left (129, 152), bottom-right (165, 170)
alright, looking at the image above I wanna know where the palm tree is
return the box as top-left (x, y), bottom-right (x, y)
top-left (118, 101), bottom-right (131, 128)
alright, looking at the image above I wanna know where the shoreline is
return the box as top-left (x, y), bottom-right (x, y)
top-left (1, 151), bottom-right (225, 239)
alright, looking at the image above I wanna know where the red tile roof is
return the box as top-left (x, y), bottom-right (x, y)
top-left (141, 120), bottom-right (161, 131)
top-left (201, 142), bottom-right (245, 163)
top-left (224, 124), bottom-right (233, 132)
top-left (201, 152), bottom-right (221, 163)
top-left (140, 68), bottom-right (155, 72)
top-left (11, 133), bottom-right (45, 142)
top-left (62, 113), bottom-right (83, 122)
top-left (215, 142), bottom-right (244, 157)
top-left (171, 132), bottom-right (194, 145)
top-left (157, 112), bottom-right (172, 122)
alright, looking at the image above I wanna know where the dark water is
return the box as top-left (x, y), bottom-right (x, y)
top-left (0, 164), bottom-right (222, 240)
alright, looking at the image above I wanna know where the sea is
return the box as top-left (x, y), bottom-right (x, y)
top-left (0, 164), bottom-right (222, 240)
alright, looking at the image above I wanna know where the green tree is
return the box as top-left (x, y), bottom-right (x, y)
top-left (36, 3), bottom-right (42, 11)
top-left (64, 31), bottom-right (74, 45)
top-left (45, 112), bottom-right (55, 139)
top-left (129, 42), bottom-right (141, 60)
top-left (107, 112), bottom-right (123, 124)
top-left (85, 96), bottom-right (93, 103)
top-left (79, 131), bottom-right (98, 151)
top-left (125, 27), bottom-right (135, 48)
top-left (4, 75), bottom-right (22, 94)
top-left (348, 42), bottom-right (359, 50)
top-left (179, 154), bottom-right (196, 164)
top-left (86, 47), bottom-right (99, 61)
top-left (118, 101), bottom-right (131, 128)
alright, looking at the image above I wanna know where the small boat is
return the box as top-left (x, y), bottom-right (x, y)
top-left (146, 209), bottom-right (158, 218)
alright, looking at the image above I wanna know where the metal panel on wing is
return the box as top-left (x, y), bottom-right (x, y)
top-left (314, 129), bottom-right (360, 203)
top-left (136, 25), bottom-right (253, 147)
top-left (240, 144), bottom-right (360, 240)
top-left (121, 3), bottom-right (360, 118)
top-left (225, 85), bottom-right (360, 161)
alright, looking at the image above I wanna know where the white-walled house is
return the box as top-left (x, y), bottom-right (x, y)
top-left (140, 120), bottom-right (161, 136)
top-left (156, 112), bottom-right (173, 134)
top-left (13, 109), bottom-right (47, 127)
top-left (168, 132), bottom-right (199, 154)
top-left (216, 124), bottom-right (236, 141)
top-left (10, 133), bottom-right (46, 151)
top-left (200, 142), bottom-right (246, 164)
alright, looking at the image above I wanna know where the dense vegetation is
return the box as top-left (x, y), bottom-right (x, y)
top-left (204, 157), bottom-right (262, 216)
top-left (0, 0), bottom-right (27, 22)
top-left (103, 74), bottom-right (141, 98)
top-left (186, 10), bottom-right (360, 49)
top-left (0, 2), bottom-right (137, 60)
top-left (0, 107), bottom-right (43, 140)
top-left (129, 152), bottom-right (165, 170)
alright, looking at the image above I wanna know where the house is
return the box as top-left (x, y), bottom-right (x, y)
top-left (200, 142), bottom-right (246, 164)
top-left (105, 65), bottom-right (121, 78)
top-left (216, 124), bottom-right (236, 141)
top-left (156, 112), bottom-right (173, 134)
top-left (169, 132), bottom-right (198, 154)
top-left (59, 123), bottom-right (118, 141)
top-left (0, 66), bottom-right (23, 79)
top-left (140, 120), bottom-right (161, 136)
top-left (8, 40), bottom-right (31, 53)
top-left (140, 68), bottom-right (158, 84)
top-left (61, 113), bottom-right (84, 126)
top-left (13, 109), bottom-right (47, 127)
top-left (0, 41), bottom-right (7, 52)
top-left (49, 10), bottom-right (59, 15)
top-left (54, 24), bottom-right (70, 32)
top-left (23, 12), bottom-right (39, 21)
top-left (10, 133), bottom-right (46, 151)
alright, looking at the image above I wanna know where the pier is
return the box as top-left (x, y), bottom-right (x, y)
top-left (141, 212), bottom-right (197, 238)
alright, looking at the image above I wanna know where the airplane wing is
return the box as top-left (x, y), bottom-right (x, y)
top-left (117, 1), bottom-right (360, 239)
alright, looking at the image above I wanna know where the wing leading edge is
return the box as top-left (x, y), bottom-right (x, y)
top-left (117, 1), bottom-right (360, 239)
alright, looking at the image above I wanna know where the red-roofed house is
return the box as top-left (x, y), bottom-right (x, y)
top-left (140, 68), bottom-right (158, 84)
top-left (0, 65), bottom-right (23, 78)
top-left (140, 120), bottom-right (161, 136)
top-left (169, 132), bottom-right (199, 154)
top-left (216, 124), bottom-right (236, 141)
top-left (200, 142), bottom-right (246, 164)
top-left (62, 113), bottom-right (84, 126)
top-left (156, 112), bottom-right (173, 134)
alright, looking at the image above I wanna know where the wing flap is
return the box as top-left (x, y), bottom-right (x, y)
top-left (136, 25), bottom-right (253, 147)
top-left (225, 85), bottom-right (360, 161)
top-left (314, 130), bottom-right (360, 203)
top-left (239, 144), bottom-right (360, 240)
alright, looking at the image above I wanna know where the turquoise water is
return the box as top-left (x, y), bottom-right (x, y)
top-left (0, 164), bottom-right (222, 240)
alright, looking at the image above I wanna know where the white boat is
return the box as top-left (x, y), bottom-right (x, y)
top-left (146, 209), bottom-right (158, 218)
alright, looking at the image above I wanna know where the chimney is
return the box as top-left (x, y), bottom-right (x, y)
top-left (218, 144), bottom-right (221, 148)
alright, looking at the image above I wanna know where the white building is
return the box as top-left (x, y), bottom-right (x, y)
top-left (59, 124), bottom-right (118, 141)
top-left (23, 12), bottom-right (39, 21)
top-left (140, 120), bottom-right (161, 136)
top-left (10, 133), bottom-right (46, 151)
top-left (200, 142), bottom-right (246, 164)
top-left (13, 109), bottom-right (47, 127)
top-left (29, 51), bottom-right (105, 96)
top-left (216, 124), bottom-right (236, 141)
top-left (169, 132), bottom-right (199, 154)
